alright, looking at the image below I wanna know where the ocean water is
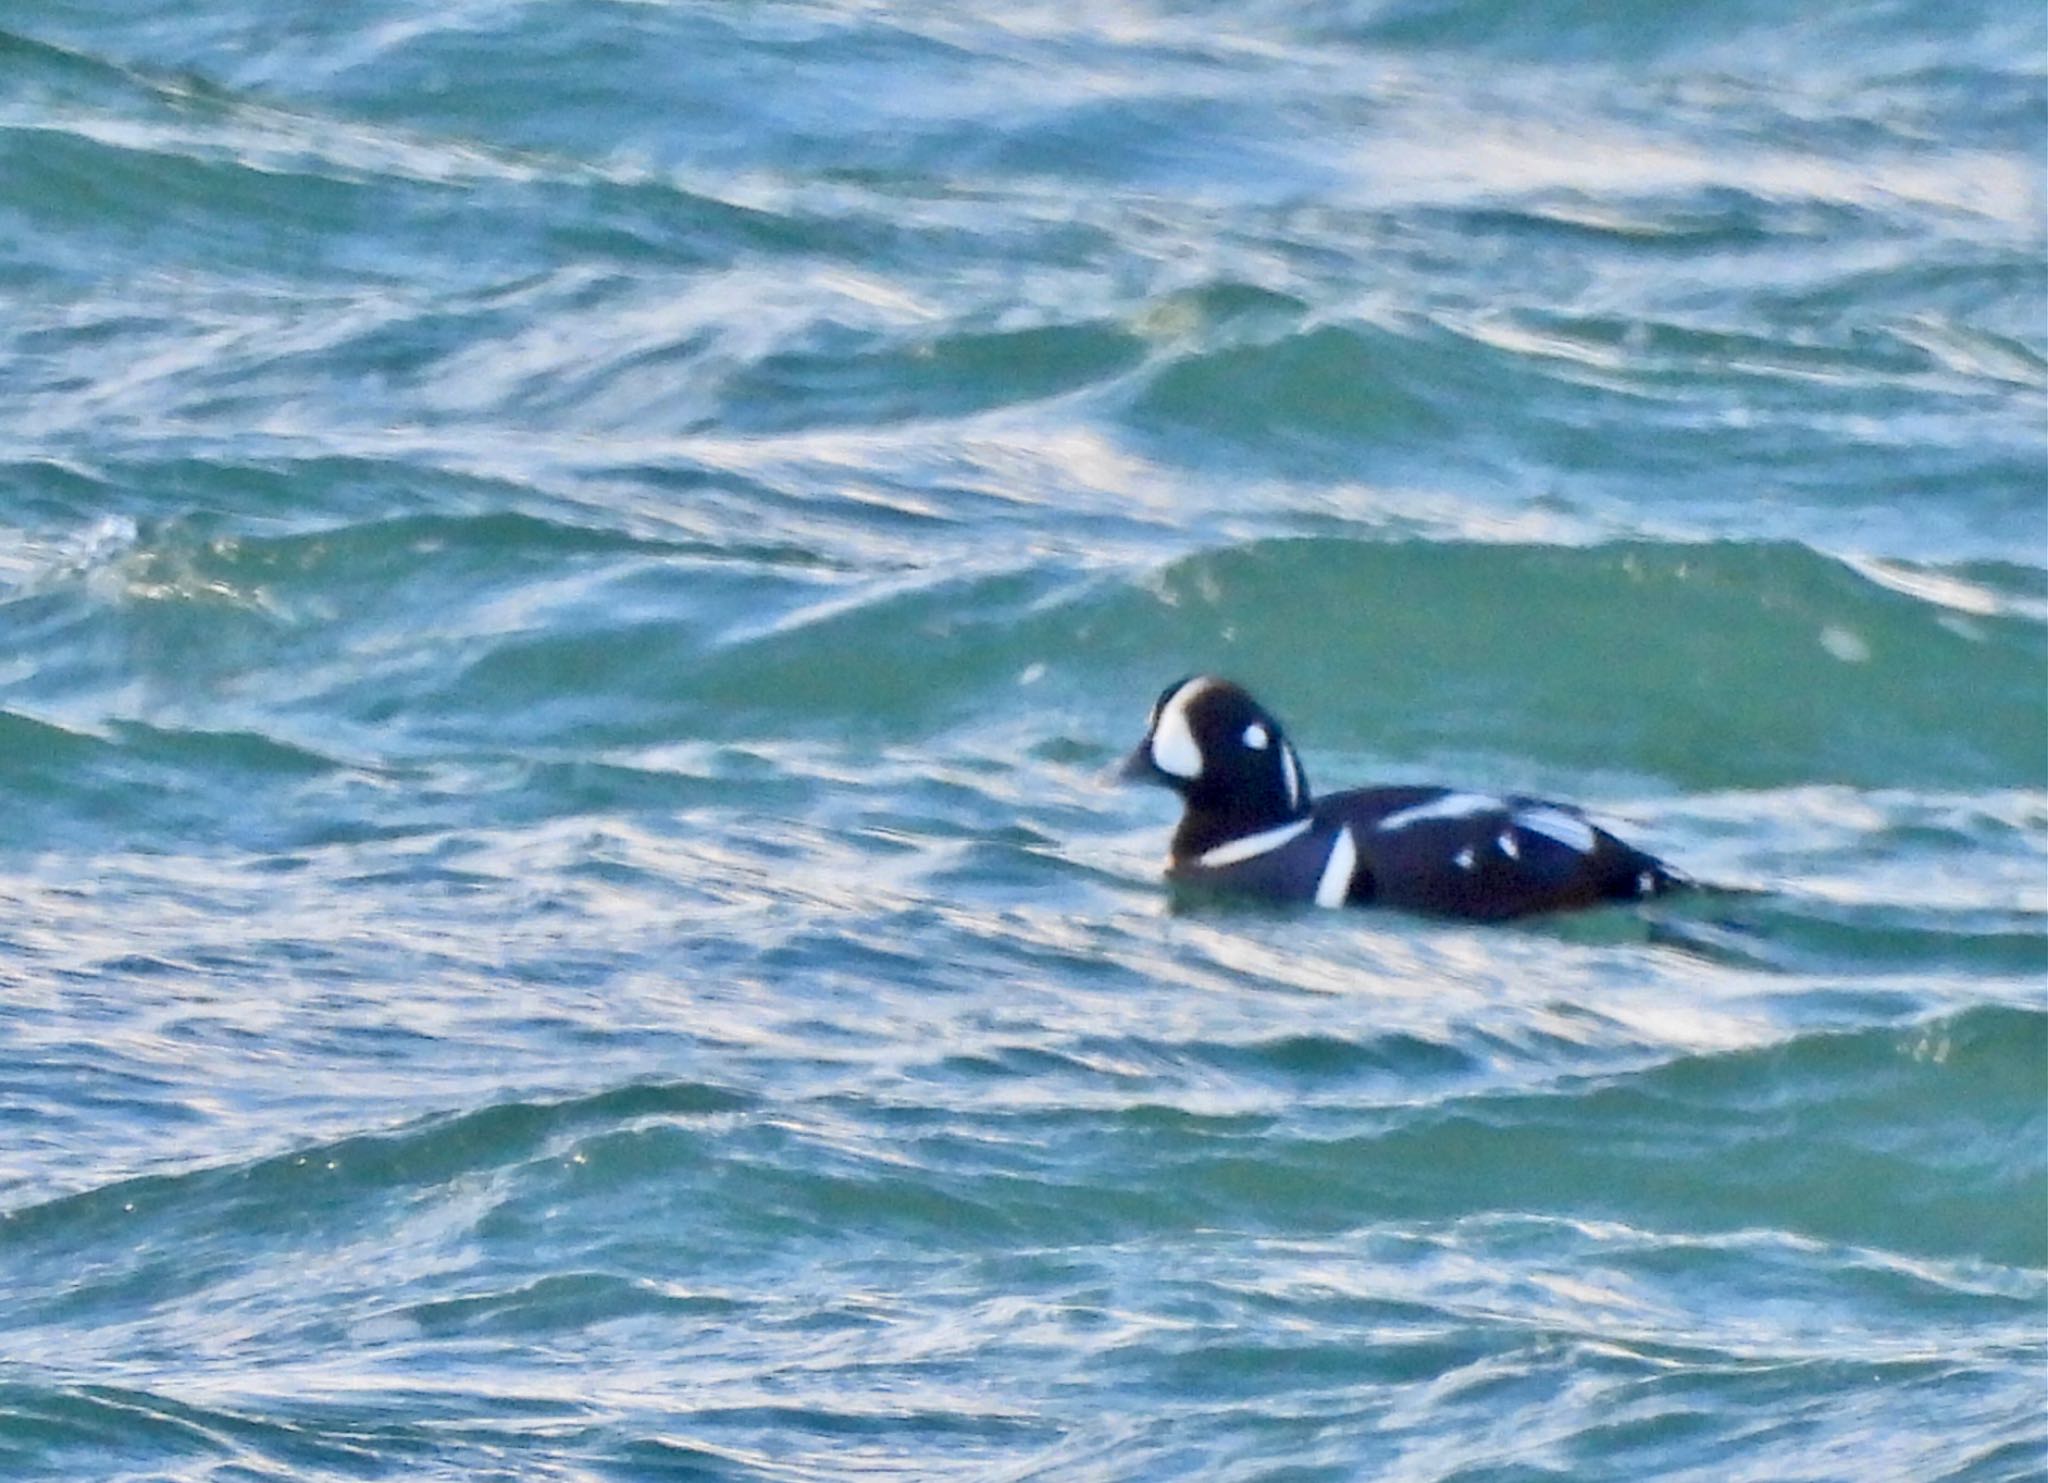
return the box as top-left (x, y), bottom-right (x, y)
top-left (1, 1), bottom-right (2044, 1479)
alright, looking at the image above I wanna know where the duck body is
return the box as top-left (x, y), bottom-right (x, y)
top-left (1123, 677), bottom-right (1683, 922)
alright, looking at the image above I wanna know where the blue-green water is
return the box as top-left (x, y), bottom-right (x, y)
top-left (2, 2), bottom-right (2045, 1478)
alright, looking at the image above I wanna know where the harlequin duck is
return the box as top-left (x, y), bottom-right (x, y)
top-left (1120, 676), bottom-right (1684, 921)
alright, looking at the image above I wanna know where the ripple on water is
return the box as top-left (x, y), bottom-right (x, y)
top-left (0, 1), bottom-right (2042, 1479)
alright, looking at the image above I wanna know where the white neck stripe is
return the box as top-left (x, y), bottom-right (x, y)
top-left (1195, 816), bottom-right (1313, 868)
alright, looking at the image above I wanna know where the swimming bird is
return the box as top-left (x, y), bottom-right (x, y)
top-left (1119, 676), bottom-right (1684, 921)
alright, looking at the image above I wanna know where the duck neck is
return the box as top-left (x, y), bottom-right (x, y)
top-left (1170, 797), bottom-right (1310, 865)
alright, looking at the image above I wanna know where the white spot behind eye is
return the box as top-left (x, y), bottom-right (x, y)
top-left (1149, 679), bottom-right (1210, 779)
top-left (1242, 723), bottom-right (1269, 750)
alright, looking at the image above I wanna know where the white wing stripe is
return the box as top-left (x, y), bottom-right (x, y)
top-left (1514, 806), bottom-right (1598, 854)
top-left (1375, 792), bottom-right (1501, 833)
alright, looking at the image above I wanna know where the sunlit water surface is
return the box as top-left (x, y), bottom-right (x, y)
top-left (1, 2), bottom-right (2043, 1479)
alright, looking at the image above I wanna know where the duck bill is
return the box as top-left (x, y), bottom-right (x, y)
top-left (1112, 742), bottom-right (1162, 785)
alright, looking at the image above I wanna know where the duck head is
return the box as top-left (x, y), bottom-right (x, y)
top-left (1119, 676), bottom-right (1312, 846)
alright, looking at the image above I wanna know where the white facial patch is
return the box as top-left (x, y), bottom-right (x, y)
top-left (1315, 826), bottom-right (1357, 908)
top-left (1242, 722), bottom-right (1269, 750)
top-left (1375, 792), bottom-right (1501, 833)
top-left (1148, 678), bottom-right (1210, 780)
top-left (1514, 807), bottom-right (1597, 855)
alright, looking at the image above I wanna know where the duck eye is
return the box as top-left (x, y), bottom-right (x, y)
top-left (1242, 723), bottom-right (1269, 750)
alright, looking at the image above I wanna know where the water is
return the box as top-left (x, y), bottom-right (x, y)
top-left (1, 2), bottom-right (2044, 1479)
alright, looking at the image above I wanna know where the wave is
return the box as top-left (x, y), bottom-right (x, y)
top-left (0, 1079), bottom-right (751, 1248)
top-left (6, 1006), bottom-right (2036, 1266)
top-left (3, 513), bottom-right (2039, 968)
top-left (659, 533), bottom-right (2046, 789)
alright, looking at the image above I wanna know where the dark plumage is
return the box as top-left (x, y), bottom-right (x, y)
top-left (1120, 676), bottom-right (1684, 921)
